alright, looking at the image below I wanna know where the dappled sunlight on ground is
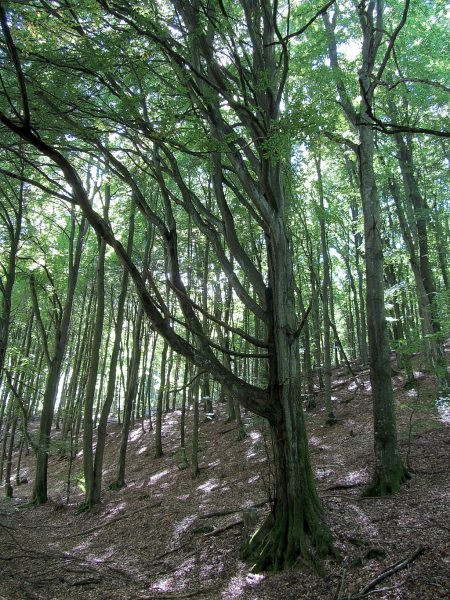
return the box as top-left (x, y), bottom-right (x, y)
top-left (2, 357), bottom-right (448, 600)
top-left (197, 478), bottom-right (220, 495)
top-left (148, 469), bottom-right (169, 485)
top-left (171, 514), bottom-right (197, 546)
top-left (221, 567), bottom-right (265, 599)
top-left (129, 427), bottom-right (145, 443)
top-left (309, 435), bottom-right (322, 446)
top-left (104, 502), bottom-right (126, 518)
top-left (176, 493), bottom-right (190, 501)
top-left (315, 467), bottom-right (334, 480)
top-left (344, 469), bottom-right (368, 484)
top-left (436, 395), bottom-right (450, 424)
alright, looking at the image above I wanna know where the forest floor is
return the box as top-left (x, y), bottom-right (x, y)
top-left (1, 356), bottom-right (449, 600)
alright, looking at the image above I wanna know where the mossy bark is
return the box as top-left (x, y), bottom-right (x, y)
top-left (241, 219), bottom-right (333, 572)
top-left (241, 393), bottom-right (332, 571)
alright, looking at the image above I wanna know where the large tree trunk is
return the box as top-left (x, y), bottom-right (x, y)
top-left (242, 222), bottom-right (332, 570)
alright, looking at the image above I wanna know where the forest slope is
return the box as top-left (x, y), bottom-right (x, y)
top-left (0, 361), bottom-right (449, 600)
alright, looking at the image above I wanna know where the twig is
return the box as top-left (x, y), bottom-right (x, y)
top-left (199, 500), bottom-right (268, 519)
top-left (339, 584), bottom-right (403, 599)
top-left (358, 546), bottom-right (425, 596)
top-left (218, 426), bottom-right (238, 434)
top-left (326, 482), bottom-right (365, 491)
top-left (203, 518), bottom-right (243, 537)
top-left (334, 568), bottom-right (346, 600)
top-left (153, 542), bottom-right (190, 562)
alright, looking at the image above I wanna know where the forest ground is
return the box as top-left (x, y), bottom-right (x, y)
top-left (1, 354), bottom-right (449, 600)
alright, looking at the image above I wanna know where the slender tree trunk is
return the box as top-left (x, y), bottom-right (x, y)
top-left (0, 151), bottom-right (23, 387)
top-left (111, 304), bottom-right (144, 489)
top-left (90, 197), bottom-right (136, 505)
top-left (315, 153), bottom-right (335, 424)
top-left (32, 215), bottom-right (86, 505)
top-left (191, 374), bottom-right (200, 478)
top-left (359, 125), bottom-right (408, 495)
top-left (154, 340), bottom-right (168, 458)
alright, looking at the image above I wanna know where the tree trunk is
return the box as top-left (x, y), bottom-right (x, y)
top-left (359, 125), bottom-right (408, 495)
top-left (315, 153), bottom-right (336, 424)
top-left (154, 340), bottom-right (168, 458)
top-left (90, 197), bottom-right (136, 505)
top-left (32, 216), bottom-right (86, 505)
top-left (111, 304), bottom-right (144, 489)
top-left (242, 219), bottom-right (332, 570)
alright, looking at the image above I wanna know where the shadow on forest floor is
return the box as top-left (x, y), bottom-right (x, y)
top-left (1, 357), bottom-right (449, 599)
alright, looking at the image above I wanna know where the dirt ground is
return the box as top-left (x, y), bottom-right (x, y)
top-left (1, 363), bottom-right (449, 600)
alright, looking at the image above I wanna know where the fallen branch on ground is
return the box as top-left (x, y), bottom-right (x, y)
top-left (340, 546), bottom-right (425, 599)
top-left (203, 519), bottom-right (243, 537)
top-left (199, 499), bottom-right (268, 519)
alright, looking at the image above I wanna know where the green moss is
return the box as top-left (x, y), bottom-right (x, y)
top-left (364, 463), bottom-right (410, 497)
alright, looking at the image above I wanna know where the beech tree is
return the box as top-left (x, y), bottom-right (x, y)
top-left (0, 0), bottom-right (448, 574)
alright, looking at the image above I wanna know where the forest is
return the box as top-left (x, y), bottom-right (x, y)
top-left (0, 0), bottom-right (448, 599)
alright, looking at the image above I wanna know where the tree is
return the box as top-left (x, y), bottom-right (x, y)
top-left (322, 0), bottom-right (409, 495)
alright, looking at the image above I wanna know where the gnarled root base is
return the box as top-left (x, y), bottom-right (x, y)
top-left (364, 464), bottom-right (410, 497)
top-left (240, 510), bottom-right (333, 572)
top-left (109, 480), bottom-right (126, 491)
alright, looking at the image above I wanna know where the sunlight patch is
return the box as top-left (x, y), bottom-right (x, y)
top-left (436, 395), bottom-right (450, 424)
top-left (249, 431), bottom-right (261, 441)
top-left (309, 435), bottom-right (322, 446)
top-left (172, 515), bottom-right (197, 546)
top-left (221, 572), bottom-right (264, 599)
top-left (148, 469), bottom-right (169, 485)
top-left (315, 468), bottom-right (333, 480)
top-left (246, 572), bottom-right (265, 586)
top-left (137, 445), bottom-right (148, 455)
top-left (151, 577), bottom-right (172, 592)
top-left (197, 479), bottom-right (220, 494)
top-left (107, 502), bottom-right (126, 518)
top-left (129, 428), bottom-right (144, 442)
top-left (345, 469), bottom-right (367, 484)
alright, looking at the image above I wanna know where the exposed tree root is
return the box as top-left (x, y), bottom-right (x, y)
top-left (240, 510), bottom-right (333, 572)
top-left (364, 464), bottom-right (410, 497)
